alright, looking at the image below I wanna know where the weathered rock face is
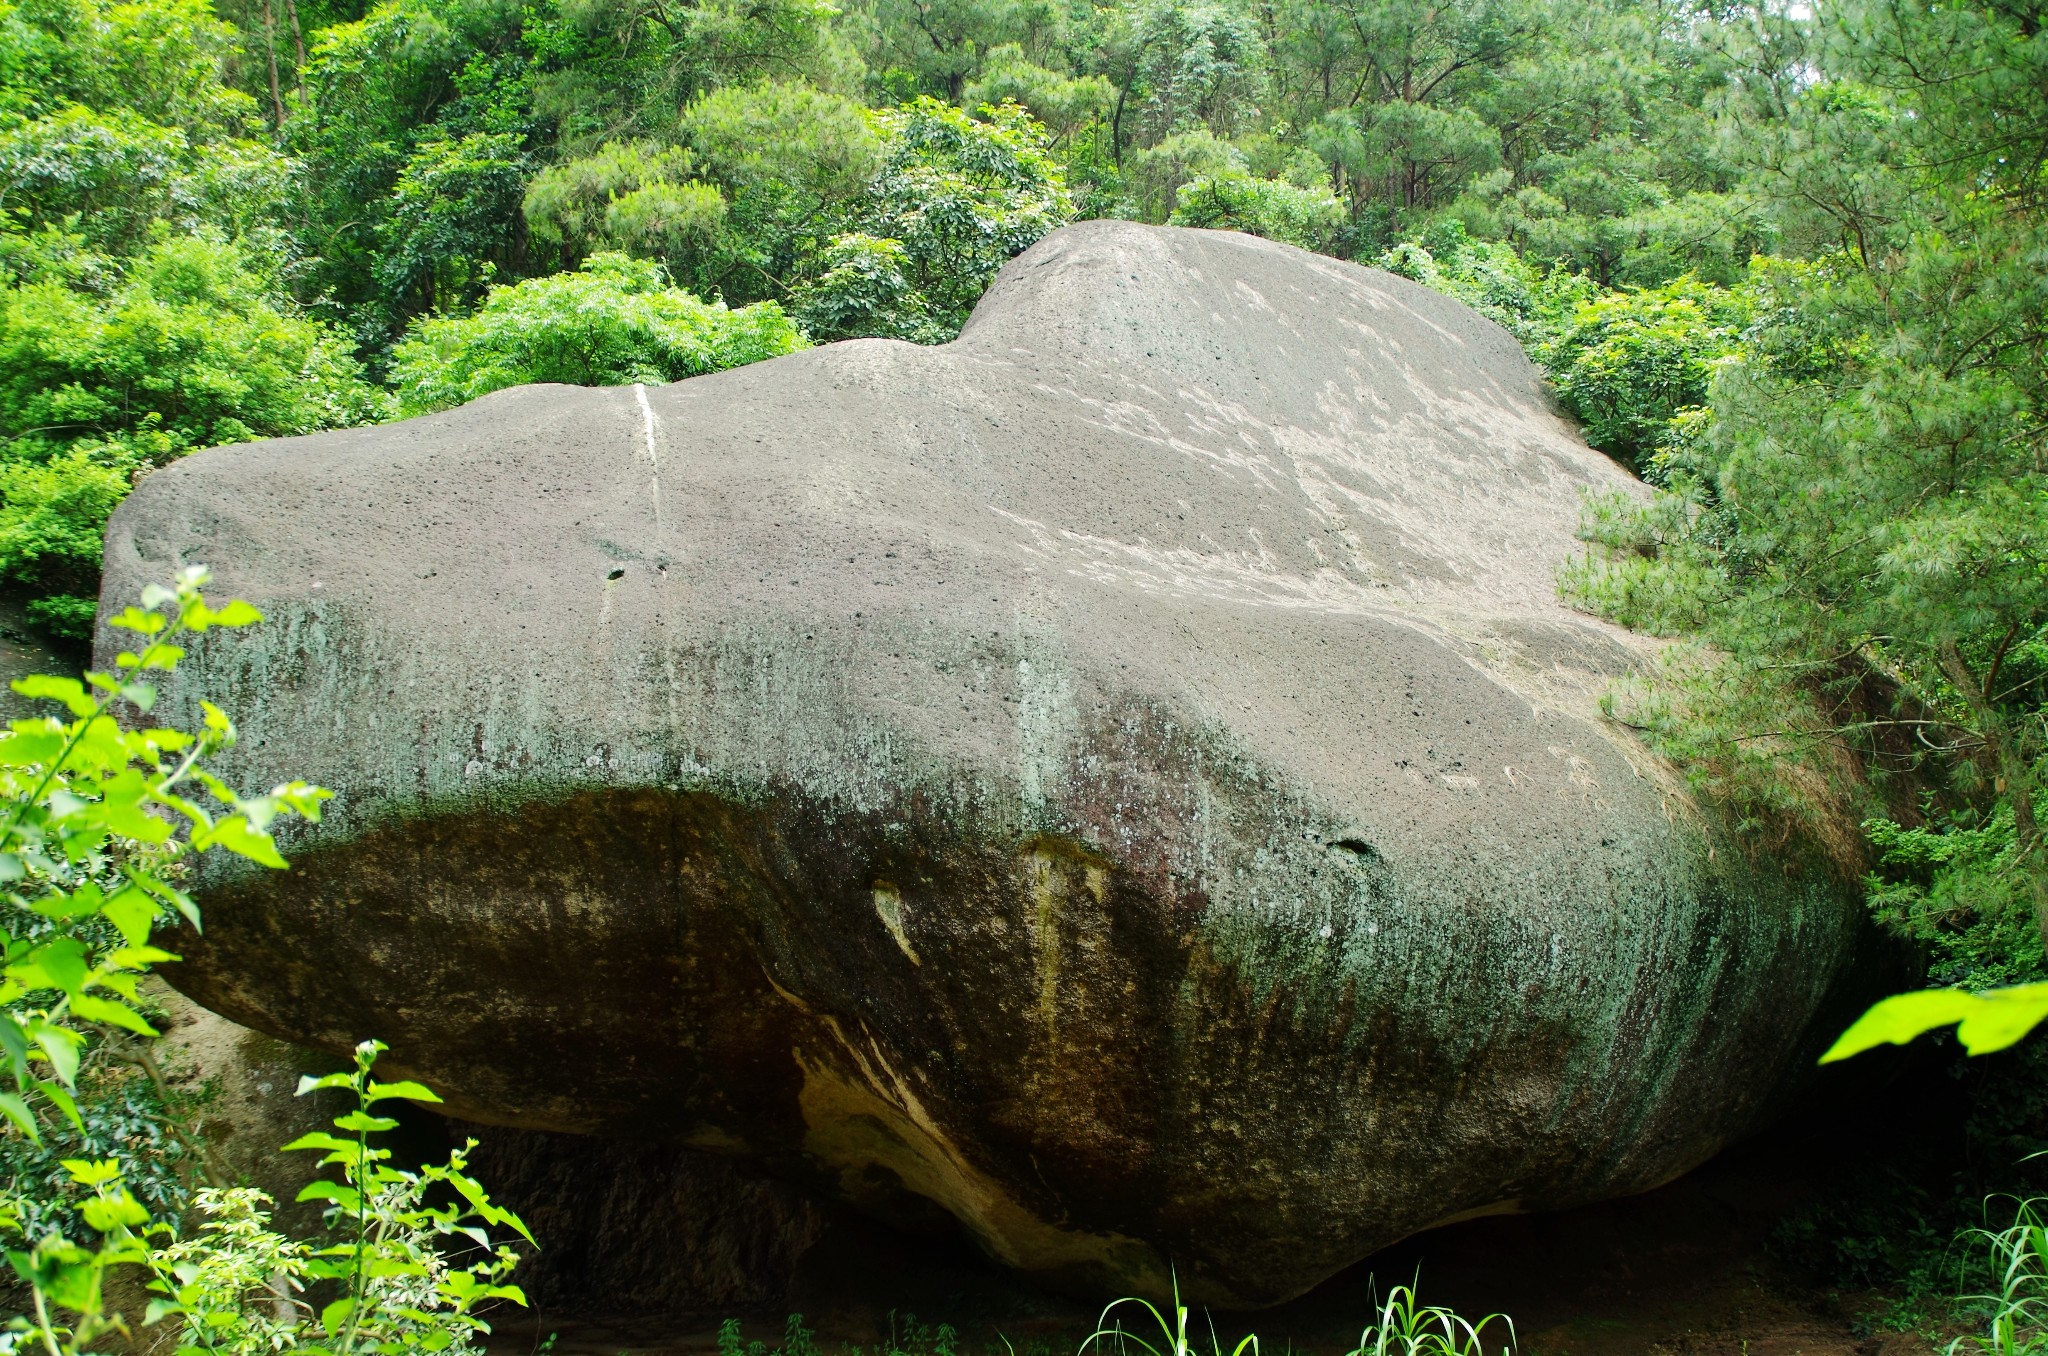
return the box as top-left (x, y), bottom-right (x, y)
top-left (100, 222), bottom-right (1883, 1306)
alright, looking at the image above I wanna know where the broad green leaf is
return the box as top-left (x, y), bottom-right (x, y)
top-left (295, 1180), bottom-right (363, 1210)
top-left (107, 606), bottom-right (165, 636)
top-left (320, 1296), bottom-right (357, 1336)
top-left (33, 1026), bottom-right (80, 1085)
top-left (102, 887), bottom-right (158, 947)
top-left (0, 1092), bottom-right (37, 1140)
top-left (366, 1079), bottom-right (443, 1105)
top-left (62, 1158), bottom-right (122, 1187)
top-left (38, 1080), bottom-right (79, 1132)
top-left (108, 945), bottom-right (180, 969)
top-left (211, 600), bottom-right (263, 626)
top-left (13, 936), bottom-right (90, 996)
top-left (332, 1110), bottom-right (401, 1133)
top-left (70, 993), bottom-right (157, 1036)
top-left (1821, 982), bottom-right (2048, 1061)
top-left (80, 1191), bottom-right (148, 1232)
top-left (12, 675), bottom-right (96, 718)
top-left (194, 815), bottom-right (288, 868)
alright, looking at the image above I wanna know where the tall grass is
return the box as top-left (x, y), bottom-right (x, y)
top-left (1951, 1197), bottom-right (2048, 1356)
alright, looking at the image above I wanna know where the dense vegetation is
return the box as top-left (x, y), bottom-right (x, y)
top-left (0, 0), bottom-right (2044, 1341)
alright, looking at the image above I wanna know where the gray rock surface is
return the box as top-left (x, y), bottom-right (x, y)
top-left (100, 221), bottom-right (1885, 1306)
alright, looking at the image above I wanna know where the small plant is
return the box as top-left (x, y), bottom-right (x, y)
top-left (1082, 1276), bottom-right (1511, 1356)
top-left (0, 571), bottom-right (534, 1354)
top-left (145, 1037), bottom-right (534, 1355)
top-left (1344, 1280), bottom-right (1513, 1356)
top-left (1949, 1197), bottom-right (2048, 1356)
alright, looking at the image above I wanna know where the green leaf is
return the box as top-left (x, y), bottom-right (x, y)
top-left (0, 1092), bottom-right (38, 1140)
top-left (13, 936), bottom-right (90, 996)
top-left (1820, 981), bottom-right (2048, 1062)
top-left (107, 606), bottom-right (165, 636)
top-left (295, 1181), bottom-right (363, 1211)
top-left (211, 599), bottom-right (263, 627)
top-left (193, 814), bottom-right (287, 868)
top-left (366, 1079), bottom-right (443, 1105)
top-left (33, 1026), bottom-right (80, 1085)
top-left (12, 675), bottom-right (96, 718)
top-left (320, 1295), bottom-right (356, 1335)
top-left (102, 887), bottom-right (158, 947)
top-left (70, 992), bottom-right (158, 1035)
top-left (332, 1110), bottom-right (400, 1133)
top-left (38, 1079), bottom-right (79, 1132)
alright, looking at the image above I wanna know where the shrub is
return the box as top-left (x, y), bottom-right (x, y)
top-left (387, 252), bottom-right (808, 415)
top-left (1539, 277), bottom-right (1747, 471)
top-left (0, 570), bottom-right (532, 1353)
top-left (0, 237), bottom-right (389, 634)
top-left (1169, 172), bottom-right (1344, 251)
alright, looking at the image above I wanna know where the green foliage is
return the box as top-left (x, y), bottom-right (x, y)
top-left (1825, 986), bottom-right (2048, 1064)
top-left (1868, 807), bottom-right (2048, 991)
top-left (0, 1038), bottom-right (200, 1246)
top-left (1951, 1197), bottom-right (2048, 1356)
top-left (1561, 12), bottom-right (2048, 1093)
top-left (0, 238), bottom-right (387, 629)
top-left (374, 131), bottom-right (530, 317)
top-left (0, 236), bottom-right (384, 466)
top-left (794, 233), bottom-right (944, 343)
top-left (142, 1038), bottom-right (532, 1355)
top-left (1377, 221), bottom-right (1595, 345)
top-left (828, 97), bottom-right (1072, 338)
top-left (1539, 276), bottom-right (1746, 472)
top-left (678, 80), bottom-right (883, 299)
top-left (0, 568), bottom-right (325, 1349)
top-left (524, 141), bottom-right (726, 271)
top-left (0, 569), bottom-right (329, 1139)
top-left (387, 252), bottom-right (808, 415)
top-left (1082, 1279), bottom-right (1511, 1356)
top-left (0, 574), bottom-right (532, 1354)
top-left (1168, 170), bottom-right (1342, 250)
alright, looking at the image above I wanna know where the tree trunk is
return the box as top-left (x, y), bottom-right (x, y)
top-left (260, 0), bottom-right (286, 128)
top-left (283, 0), bottom-right (307, 93)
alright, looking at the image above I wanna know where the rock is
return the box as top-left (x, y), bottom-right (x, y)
top-left (98, 222), bottom-right (1887, 1307)
top-left (452, 1126), bottom-right (829, 1320)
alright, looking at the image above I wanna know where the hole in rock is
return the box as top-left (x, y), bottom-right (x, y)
top-left (1327, 838), bottom-right (1380, 861)
top-left (607, 568), bottom-right (626, 581)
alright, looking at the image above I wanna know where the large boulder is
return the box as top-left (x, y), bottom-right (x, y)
top-left (99, 222), bottom-right (1882, 1306)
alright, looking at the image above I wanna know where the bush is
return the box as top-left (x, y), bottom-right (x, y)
top-left (0, 571), bottom-right (533, 1353)
top-left (0, 237), bottom-right (389, 632)
top-left (839, 98), bottom-right (1072, 337)
top-left (1539, 276), bottom-right (1747, 471)
top-left (1169, 172), bottom-right (1344, 251)
top-left (387, 252), bottom-right (808, 415)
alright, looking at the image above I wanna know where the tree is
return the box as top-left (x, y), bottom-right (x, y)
top-left (0, 237), bottom-right (388, 634)
top-left (1563, 0), bottom-right (2048, 980)
top-left (821, 97), bottom-right (1071, 335)
top-left (1168, 169), bottom-right (1342, 249)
